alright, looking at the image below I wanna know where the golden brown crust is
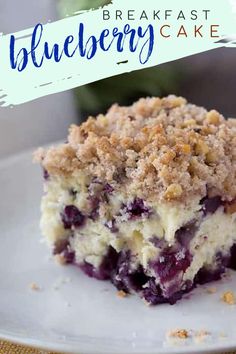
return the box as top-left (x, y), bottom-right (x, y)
top-left (36, 95), bottom-right (236, 202)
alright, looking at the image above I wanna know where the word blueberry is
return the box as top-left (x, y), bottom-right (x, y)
top-left (10, 22), bottom-right (155, 72)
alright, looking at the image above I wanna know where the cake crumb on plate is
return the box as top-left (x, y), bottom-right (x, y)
top-left (206, 287), bottom-right (217, 294)
top-left (117, 290), bottom-right (127, 298)
top-left (167, 329), bottom-right (189, 339)
top-left (54, 254), bottom-right (67, 265)
top-left (221, 291), bottom-right (235, 305)
top-left (29, 282), bottom-right (41, 291)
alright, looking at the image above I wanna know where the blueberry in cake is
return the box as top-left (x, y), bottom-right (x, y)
top-left (35, 95), bottom-right (236, 305)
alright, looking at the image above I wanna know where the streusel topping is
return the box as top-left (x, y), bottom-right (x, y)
top-left (35, 95), bottom-right (236, 202)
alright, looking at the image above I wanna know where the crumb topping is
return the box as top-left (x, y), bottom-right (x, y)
top-left (221, 291), bottom-right (236, 305)
top-left (35, 95), bottom-right (236, 202)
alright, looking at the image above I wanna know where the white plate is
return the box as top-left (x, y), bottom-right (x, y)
top-left (0, 148), bottom-right (236, 354)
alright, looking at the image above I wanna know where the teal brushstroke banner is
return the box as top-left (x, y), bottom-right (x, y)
top-left (0, 0), bottom-right (235, 106)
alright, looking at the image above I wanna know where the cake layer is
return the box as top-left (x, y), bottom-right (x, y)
top-left (40, 174), bottom-right (236, 304)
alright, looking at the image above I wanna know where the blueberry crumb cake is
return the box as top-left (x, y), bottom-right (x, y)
top-left (34, 95), bottom-right (236, 305)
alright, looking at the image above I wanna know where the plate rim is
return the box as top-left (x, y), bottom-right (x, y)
top-left (1, 329), bottom-right (236, 354)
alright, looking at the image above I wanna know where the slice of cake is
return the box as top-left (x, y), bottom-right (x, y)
top-left (35, 95), bottom-right (236, 305)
